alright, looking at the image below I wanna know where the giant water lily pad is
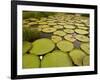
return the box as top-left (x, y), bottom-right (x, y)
top-left (39, 22), bottom-right (48, 25)
top-left (51, 35), bottom-right (62, 43)
top-left (64, 34), bottom-right (76, 42)
top-left (64, 25), bottom-right (76, 29)
top-left (53, 25), bottom-right (63, 29)
top-left (28, 22), bottom-right (38, 26)
top-left (77, 26), bottom-right (88, 30)
top-left (41, 50), bottom-right (73, 67)
top-left (42, 28), bottom-right (56, 33)
top-left (64, 29), bottom-right (74, 33)
top-left (57, 40), bottom-right (74, 52)
top-left (83, 56), bottom-right (90, 66)
top-left (53, 31), bottom-right (66, 36)
top-left (22, 54), bottom-right (40, 68)
top-left (69, 49), bottom-right (86, 66)
top-left (80, 43), bottom-right (90, 55)
top-left (23, 41), bottom-right (32, 54)
top-left (75, 35), bottom-right (89, 42)
top-left (75, 29), bottom-right (88, 34)
top-left (30, 38), bottom-right (55, 55)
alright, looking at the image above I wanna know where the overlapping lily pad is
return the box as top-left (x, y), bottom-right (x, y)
top-left (64, 34), bottom-right (76, 42)
top-left (83, 56), bottom-right (90, 66)
top-left (64, 29), bottom-right (74, 33)
top-left (80, 43), bottom-right (90, 55)
top-left (42, 28), bottom-right (57, 33)
top-left (75, 29), bottom-right (88, 34)
top-left (57, 40), bottom-right (74, 52)
top-left (64, 25), bottom-right (76, 29)
top-left (23, 41), bottom-right (32, 54)
top-left (22, 54), bottom-right (40, 68)
top-left (75, 35), bottom-right (89, 42)
top-left (41, 50), bottom-right (73, 67)
top-left (51, 35), bottom-right (62, 43)
top-left (69, 49), bottom-right (86, 66)
top-left (53, 30), bottom-right (66, 36)
top-left (30, 38), bottom-right (55, 55)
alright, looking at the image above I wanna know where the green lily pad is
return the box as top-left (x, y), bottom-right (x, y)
top-left (51, 35), bottom-right (62, 43)
top-left (80, 43), bottom-right (90, 55)
top-left (53, 25), bottom-right (63, 29)
top-left (22, 54), bottom-right (40, 68)
top-left (39, 22), bottom-right (48, 25)
top-left (64, 34), bottom-right (76, 42)
top-left (42, 28), bottom-right (56, 33)
top-left (83, 56), bottom-right (90, 66)
top-left (75, 35), bottom-right (89, 42)
top-left (23, 41), bottom-right (32, 54)
top-left (69, 49), bottom-right (86, 66)
top-left (75, 29), bottom-right (88, 34)
top-left (53, 30), bottom-right (66, 36)
top-left (77, 26), bottom-right (88, 30)
top-left (63, 29), bottom-right (74, 33)
top-left (28, 22), bottom-right (38, 26)
top-left (64, 25), bottom-right (76, 29)
top-left (30, 38), bottom-right (55, 55)
top-left (41, 50), bottom-right (73, 67)
top-left (57, 40), bottom-right (74, 52)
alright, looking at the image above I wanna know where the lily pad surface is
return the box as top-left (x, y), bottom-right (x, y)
top-left (53, 25), bottom-right (63, 29)
top-left (42, 28), bottom-right (56, 33)
top-left (64, 34), bottom-right (76, 42)
top-left (75, 35), bottom-right (89, 42)
top-left (57, 40), bottom-right (74, 52)
top-left (30, 38), bottom-right (55, 55)
top-left (53, 30), bottom-right (66, 36)
top-left (22, 54), bottom-right (40, 68)
top-left (51, 35), bottom-right (62, 43)
top-left (64, 25), bottom-right (75, 29)
top-left (23, 41), bottom-right (32, 54)
top-left (75, 29), bottom-right (88, 34)
top-left (64, 29), bottom-right (74, 33)
top-left (41, 50), bottom-right (73, 67)
top-left (69, 49), bottom-right (86, 66)
top-left (83, 56), bottom-right (90, 66)
top-left (77, 26), bottom-right (88, 30)
top-left (80, 43), bottom-right (90, 55)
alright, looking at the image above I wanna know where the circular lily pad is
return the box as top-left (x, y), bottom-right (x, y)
top-left (22, 54), bottom-right (40, 68)
top-left (51, 35), bottom-right (62, 43)
top-left (64, 25), bottom-right (75, 29)
top-left (80, 43), bottom-right (89, 55)
top-left (23, 41), bottom-right (32, 54)
top-left (64, 29), bottom-right (74, 33)
top-left (83, 56), bottom-right (90, 66)
top-left (77, 26), bottom-right (88, 30)
top-left (75, 35), bottom-right (89, 42)
top-left (75, 29), bottom-right (88, 34)
top-left (30, 38), bottom-right (55, 55)
top-left (57, 40), bottom-right (74, 52)
top-left (69, 49), bottom-right (86, 66)
top-left (39, 22), bottom-right (48, 25)
top-left (42, 28), bottom-right (56, 33)
top-left (41, 50), bottom-right (73, 67)
top-left (64, 34), bottom-right (76, 42)
top-left (53, 31), bottom-right (66, 36)
top-left (75, 23), bottom-right (85, 27)
top-left (53, 25), bottom-right (63, 29)
top-left (28, 22), bottom-right (38, 26)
